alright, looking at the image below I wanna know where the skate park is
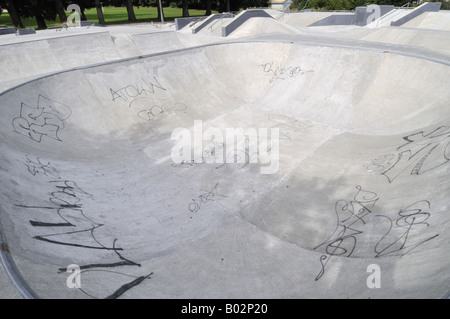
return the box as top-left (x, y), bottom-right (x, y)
top-left (0, 2), bottom-right (449, 299)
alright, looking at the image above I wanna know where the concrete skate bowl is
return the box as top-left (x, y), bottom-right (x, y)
top-left (0, 41), bottom-right (449, 299)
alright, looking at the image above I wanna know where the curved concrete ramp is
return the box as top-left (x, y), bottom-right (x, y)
top-left (0, 38), bottom-right (449, 299)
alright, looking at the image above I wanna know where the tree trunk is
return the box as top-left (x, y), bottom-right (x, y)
top-left (205, 0), bottom-right (212, 16)
top-left (182, 0), bottom-right (189, 17)
top-left (126, 0), bottom-right (137, 22)
top-left (226, 0), bottom-right (230, 12)
top-left (5, 1), bottom-right (24, 28)
top-left (55, 0), bottom-right (67, 23)
top-left (35, 14), bottom-right (47, 30)
top-left (80, 7), bottom-right (87, 21)
top-left (95, 0), bottom-right (106, 24)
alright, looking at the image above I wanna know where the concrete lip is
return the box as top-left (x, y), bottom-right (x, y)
top-left (0, 12), bottom-right (449, 299)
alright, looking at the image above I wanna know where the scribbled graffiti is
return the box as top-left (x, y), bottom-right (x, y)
top-left (135, 101), bottom-right (187, 122)
top-left (17, 157), bottom-right (151, 298)
top-left (12, 95), bottom-right (72, 143)
top-left (110, 77), bottom-right (167, 105)
top-left (171, 142), bottom-right (272, 172)
top-left (63, 269), bottom-right (153, 299)
top-left (314, 186), bottom-right (378, 281)
top-left (314, 186), bottom-right (438, 281)
top-left (374, 200), bottom-right (438, 258)
top-left (367, 126), bottom-right (450, 183)
top-left (25, 155), bottom-right (60, 179)
top-left (110, 77), bottom-right (188, 121)
top-left (260, 61), bottom-right (314, 83)
top-left (188, 183), bottom-right (227, 214)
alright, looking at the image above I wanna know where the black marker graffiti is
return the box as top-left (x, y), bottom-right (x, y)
top-left (12, 95), bottom-right (72, 143)
top-left (110, 77), bottom-right (188, 122)
top-left (110, 77), bottom-right (166, 105)
top-left (260, 61), bottom-right (314, 83)
top-left (374, 201), bottom-right (439, 258)
top-left (104, 272), bottom-right (153, 299)
top-left (171, 143), bottom-right (272, 171)
top-left (314, 185), bottom-right (378, 281)
top-left (367, 126), bottom-right (450, 183)
top-left (25, 155), bottom-right (60, 179)
top-left (17, 159), bottom-right (150, 298)
top-left (69, 270), bottom-right (153, 299)
top-left (314, 186), bottom-right (438, 281)
top-left (188, 183), bottom-right (227, 214)
top-left (135, 101), bottom-right (187, 122)
top-left (171, 160), bottom-right (200, 168)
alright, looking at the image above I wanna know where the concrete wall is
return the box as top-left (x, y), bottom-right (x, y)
top-left (192, 13), bottom-right (234, 34)
top-left (175, 17), bottom-right (202, 30)
top-left (222, 10), bottom-right (273, 37)
top-left (391, 2), bottom-right (442, 26)
top-left (354, 5), bottom-right (394, 26)
top-left (309, 14), bottom-right (356, 26)
top-left (0, 27), bottom-right (16, 35)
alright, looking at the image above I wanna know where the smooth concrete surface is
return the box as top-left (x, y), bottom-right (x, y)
top-left (0, 264), bottom-right (23, 299)
top-left (402, 11), bottom-right (450, 30)
top-left (0, 12), bottom-right (449, 299)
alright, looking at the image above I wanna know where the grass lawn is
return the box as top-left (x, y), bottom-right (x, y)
top-left (0, 6), bottom-right (216, 29)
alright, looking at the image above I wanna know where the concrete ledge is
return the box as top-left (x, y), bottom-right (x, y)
top-left (192, 13), bottom-right (234, 34)
top-left (309, 14), bottom-right (356, 26)
top-left (0, 27), bottom-right (16, 35)
top-left (15, 28), bottom-right (36, 36)
top-left (175, 17), bottom-right (202, 30)
top-left (391, 2), bottom-right (442, 26)
top-left (80, 20), bottom-right (104, 27)
top-left (222, 10), bottom-right (272, 37)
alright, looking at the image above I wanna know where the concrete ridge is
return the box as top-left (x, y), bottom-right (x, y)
top-left (0, 221), bottom-right (39, 299)
top-left (2, 34), bottom-right (450, 98)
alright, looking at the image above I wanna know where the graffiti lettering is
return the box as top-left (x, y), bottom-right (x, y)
top-left (314, 186), bottom-right (438, 281)
top-left (260, 61), bottom-right (313, 83)
top-left (110, 77), bottom-right (166, 104)
top-left (12, 95), bottom-right (72, 143)
top-left (367, 126), bottom-right (450, 183)
top-left (188, 183), bottom-right (227, 214)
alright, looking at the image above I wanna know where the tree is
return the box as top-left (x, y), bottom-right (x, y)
top-left (182, 0), bottom-right (189, 17)
top-left (35, 12), bottom-right (47, 29)
top-left (125, 0), bottom-right (137, 22)
top-left (0, 0), bottom-right (25, 28)
top-left (205, 0), bottom-right (212, 15)
top-left (73, 0), bottom-right (96, 21)
top-left (55, 0), bottom-right (67, 23)
top-left (22, 0), bottom-right (58, 30)
top-left (95, 0), bottom-right (106, 24)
